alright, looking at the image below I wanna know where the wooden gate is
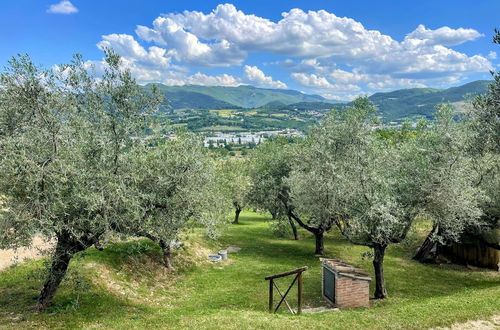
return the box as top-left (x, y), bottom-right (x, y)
top-left (264, 266), bottom-right (308, 314)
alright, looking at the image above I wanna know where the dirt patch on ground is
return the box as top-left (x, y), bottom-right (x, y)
top-left (0, 236), bottom-right (54, 271)
top-left (433, 315), bottom-right (500, 330)
top-left (174, 240), bottom-right (213, 268)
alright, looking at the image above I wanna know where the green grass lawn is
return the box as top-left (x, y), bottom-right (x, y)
top-left (0, 211), bottom-right (499, 329)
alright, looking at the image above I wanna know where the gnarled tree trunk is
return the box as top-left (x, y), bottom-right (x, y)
top-left (139, 232), bottom-right (175, 270)
top-left (287, 215), bottom-right (299, 240)
top-left (413, 225), bottom-right (439, 263)
top-left (314, 232), bottom-right (324, 255)
top-left (279, 196), bottom-right (332, 255)
top-left (159, 239), bottom-right (173, 270)
top-left (36, 232), bottom-right (88, 310)
top-left (373, 244), bottom-right (388, 299)
top-left (233, 207), bottom-right (242, 224)
top-left (287, 209), bottom-right (328, 255)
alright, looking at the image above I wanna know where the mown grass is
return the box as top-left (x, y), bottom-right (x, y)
top-left (0, 211), bottom-right (499, 329)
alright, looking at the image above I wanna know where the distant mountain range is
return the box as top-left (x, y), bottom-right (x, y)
top-left (147, 84), bottom-right (328, 109)
top-left (146, 80), bottom-right (490, 122)
top-left (365, 80), bottom-right (490, 121)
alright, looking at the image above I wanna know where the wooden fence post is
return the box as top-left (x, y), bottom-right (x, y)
top-left (297, 272), bottom-right (302, 314)
top-left (269, 279), bottom-right (273, 313)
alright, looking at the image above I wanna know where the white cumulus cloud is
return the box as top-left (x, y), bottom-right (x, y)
top-left (291, 73), bottom-right (360, 91)
top-left (244, 66), bottom-right (287, 89)
top-left (47, 1), bottom-right (78, 14)
top-left (176, 72), bottom-right (241, 87)
top-left (136, 17), bottom-right (246, 66)
top-left (134, 4), bottom-right (489, 75)
top-left (90, 4), bottom-right (492, 96)
top-left (404, 24), bottom-right (482, 47)
top-left (291, 73), bottom-right (333, 88)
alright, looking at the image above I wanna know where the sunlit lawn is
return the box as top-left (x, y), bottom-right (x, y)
top-left (0, 211), bottom-right (498, 329)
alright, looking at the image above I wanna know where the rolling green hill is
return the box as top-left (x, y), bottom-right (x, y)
top-left (365, 80), bottom-right (490, 121)
top-left (147, 80), bottom-right (491, 131)
top-left (147, 84), bottom-right (328, 109)
top-left (158, 90), bottom-right (239, 109)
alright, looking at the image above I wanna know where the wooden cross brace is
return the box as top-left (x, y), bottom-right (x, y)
top-left (264, 266), bottom-right (308, 314)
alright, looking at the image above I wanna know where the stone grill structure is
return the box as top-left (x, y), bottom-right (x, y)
top-left (321, 259), bottom-right (371, 309)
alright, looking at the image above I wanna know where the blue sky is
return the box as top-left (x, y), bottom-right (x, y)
top-left (1, 0), bottom-right (499, 100)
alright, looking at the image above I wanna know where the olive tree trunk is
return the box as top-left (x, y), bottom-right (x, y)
top-left (287, 215), bottom-right (299, 240)
top-left (314, 232), bottom-right (324, 255)
top-left (233, 207), bottom-right (242, 224)
top-left (159, 239), bottom-right (173, 270)
top-left (287, 210), bottom-right (329, 255)
top-left (373, 244), bottom-right (388, 299)
top-left (413, 224), bottom-right (445, 263)
top-left (139, 232), bottom-right (174, 270)
top-left (413, 236), bottom-right (438, 263)
top-left (36, 233), bottom-right (87, 310)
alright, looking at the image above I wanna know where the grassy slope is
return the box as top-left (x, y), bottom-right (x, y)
top-left (0, 211), bottom-right (498, 329)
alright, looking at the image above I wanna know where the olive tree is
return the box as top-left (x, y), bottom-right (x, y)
top-left (0, 51), bottom-right (164, 309)
top-left (1, 51), bottom-right (225, 310)
top-left (287, 98), bottom-right (382, 256)
top-left (289, 99), bottom-right (484, 298)
top-left (218, 158), bottom-right (251, 224)
top-left (413, 104), bottom-right (486, 262)
top-left (469, 29), bottom-right (500, 156)
top-left (408, 30), bottom-right (500, 261)
top-left (461, 29), bottom-right (500, 244)
top-left (467, 28), bottom-right (500, 183)
top-left (248, 137), bottom-right (299, 240)
top-left (121, 131), bottom-right (231, 269)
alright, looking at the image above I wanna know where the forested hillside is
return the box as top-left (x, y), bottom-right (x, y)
top-left (150, 80), bottom-right (490, 131)
top-left (367, 80), bottom-right (490, 121)
top-left (149, 84), bottom-right (327, 109)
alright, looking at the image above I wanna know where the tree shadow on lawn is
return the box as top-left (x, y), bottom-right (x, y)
top-left (217, 215), bottom-right (500, 308)
top-left (0, 259), bottom-right (156, 328)
top-left (0, 238), bottom-right (194, 326)
top-left (1, 212), bottom-right (498, 323)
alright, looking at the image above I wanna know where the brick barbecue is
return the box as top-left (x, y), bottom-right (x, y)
top-left (320, 258), bottom-right (371, 309)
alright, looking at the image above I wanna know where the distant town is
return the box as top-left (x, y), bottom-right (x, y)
top-left (203, 129), bottom-right (305, 147)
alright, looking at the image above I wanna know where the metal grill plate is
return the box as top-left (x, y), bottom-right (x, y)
top-left (323, 267), bottom-right (335, 303)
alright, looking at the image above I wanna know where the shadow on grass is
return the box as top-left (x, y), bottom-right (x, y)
top-left (0, 259), bottom-right (153, 328)
top-left (0, 210), bottom-right (498, 328)
top-left (218, 213), bottom-right (499, 306)
top-left (0, 238), bottom-right (182, 327)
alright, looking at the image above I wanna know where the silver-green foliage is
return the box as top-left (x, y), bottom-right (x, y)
top-left (126, 131), bottom-right (231, 243)
top-left (0, 51), bottom-right (160, 249)
top-left (0, 52), bottom-right (229, 308)
top-left (217, 157), bottom-right (251, 218)
top-left (248, 137), bottom-right (298, 219)
top-left (416, 104), bottom-right (485, 244)
top-left (288, 98), bottom-right (486, 298)
top-left (467, 30), bottom-right (500, 230)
